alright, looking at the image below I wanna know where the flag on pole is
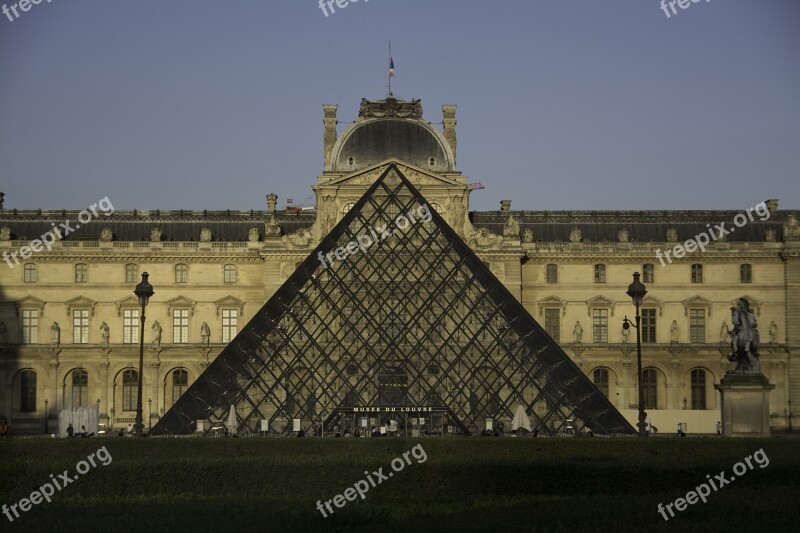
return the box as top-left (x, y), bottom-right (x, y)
top-left (389, 58), bottom-right (395, 78)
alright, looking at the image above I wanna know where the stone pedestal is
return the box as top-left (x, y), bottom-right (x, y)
top-left (714, 372), bottom-right (775, 437)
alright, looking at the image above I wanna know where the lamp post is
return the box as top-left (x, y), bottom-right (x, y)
top-left (133, 273), bottom-right (154, 437)
top-left (44, 398), bottom-right (48, 434)
top-left (148, 398), bottom-right (152, 431)
top-left (622, 272), bottom-right (649, 437)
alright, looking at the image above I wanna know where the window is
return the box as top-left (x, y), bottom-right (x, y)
top-left (593, 368), bottom-right (609, 398)
top-left (224, 264), bottom-right (237, 284)
top-left (75, 263), bottom-right (88, 283)
top-left (20, 370), bottom-right (37, 413)
top-left (172, 369), bottom-right (188, 406)
top-left (123, 309), bottom-right (139, 344)
top-left (544, 309), bottom-right (560, 342)
top-left (22, 309), bottom-right (38, 344)
top-left (641, 309), bottom-right (656, 343)
top-left (175, 264), bottom-right (188, 283)
top-left (24, 263), bottom-right (36, 283)
top-left (347, 157), bottom-right (355, 167)
top-left (428, 157), bottom-right (436, 166)
top-left (642, 264), bottom-right (654, 284)
top-left (342, 203), bottom-right (355, 215)
top-left (125, 264), bottom-right (138, 283)
top-left (642, 369), bottom-right (657, 409)
top-left (71, 369), bottom-right (88, 408)
top-left (122, 370), bottom-right (138, 411)
top-left (740, 264), bottom-right (752, 283)
top-left (594, 264), bottom-right (606, 283)
top-left (691, 369), bottom-right (707, 410)
top-left (222, 309), bottom-right (238, 343)
top-left (690, 309), bottom-right (705, 343)
top-left (173, 309), bottom-right (189, 343)
top-left (72, 310), bottom-right (89, 344)
top-left (592, 309), bottom-right (608, 343)
top-left (546, 264), bottom-right (558, 284)
top-left (691, 264), bottom-right (703, 283)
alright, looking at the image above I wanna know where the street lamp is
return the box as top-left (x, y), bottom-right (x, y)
top-left (133, 272), bottom-right (154, 437)
top-left (148, 398), bottom-right (152, 431)
top-left (622, 272), bottom-right (649, 437)
top-left (44, 398), bottom-right (48, 434)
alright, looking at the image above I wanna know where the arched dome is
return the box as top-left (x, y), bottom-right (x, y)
top-left (331, 118), bottom-right (454, 172)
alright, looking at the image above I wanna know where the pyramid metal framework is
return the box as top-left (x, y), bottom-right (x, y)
top-left (151, 164), bottom-right (635, 436)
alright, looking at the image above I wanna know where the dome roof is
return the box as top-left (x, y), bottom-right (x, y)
top-left (330, 94), bottom-right (456, 173)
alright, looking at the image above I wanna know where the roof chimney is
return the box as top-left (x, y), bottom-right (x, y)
top-left (323, 105), bottom-right (338, 170)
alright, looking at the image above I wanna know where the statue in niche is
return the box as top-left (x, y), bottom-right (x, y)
top-left (522, 228), bottom-right (533, 243)
top-left (201, 322), bottom-right (211, 345)
top-left (100, 322), bottom-right (110, 346)
top-left (621, 324), bottom-right (630, 345)
top-left (670, 320), bottom-right (679, 344)
top-left (666, 228), bottom-right (678, 243)
top-left (51, 322), bottom-right (60, 345)
top-left (769, 321), bottom-right (778, 344)
top-left (573, 321), bottom-right (583, 343)
top-left (152, 321), bottom-right (162, 346)
top-left (719, 321), bottom-right (730, 343)
top-left (503, 215), bottom-right (520, 238)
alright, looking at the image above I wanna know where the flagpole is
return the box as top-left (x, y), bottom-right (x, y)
top-left (388, 41), bottom-right (392, 96)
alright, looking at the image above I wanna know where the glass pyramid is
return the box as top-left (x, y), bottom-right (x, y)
top-left (151, 164), bottom-right (635, 437)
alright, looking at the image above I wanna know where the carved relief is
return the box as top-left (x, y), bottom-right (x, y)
top-left (99, 227), bottom-right (113, 242)
top-left (248, 228), bottom-right (260, 242)
top-left (785, 214), bottom-right (800, 240)
top-left (522, 228), bottom-right (534, 243)
top-left (666, 228), bottom-right (678, 243)
top-left (282, 228), bottom-right (313, 248)
top-left (569, 228), bottom-right (582, 243)
top-left (150, 228), bottom-right (162, 242)
top-left (503, 215), bottom-right (520, 238)
top-left (618, 229), bottom-right (630, 243)
top-left (200, 228), bottom-right (212, 242)
top-left (468, 228), bottom-right (503, 249)
top-left (0, 226), bottom-right (9, 241)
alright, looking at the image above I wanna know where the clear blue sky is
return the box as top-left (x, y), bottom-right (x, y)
top-left (1, 0), bottom-right (798, 212)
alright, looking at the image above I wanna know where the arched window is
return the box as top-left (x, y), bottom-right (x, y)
top-left (546, 264), bottom-right (558, 284)
top-left (691, 369), bottom-right (707, 410)
top-left (642, 368), bottom-right (658, 409)
top-left (75, 263), bottom-right (88, 283)
top-left (125, 264), bottom-right (138, 283)
top-left (71, 369), bottom-right (89, 408)
top-left (19, 370), bottom-right (37, 413)
top-left (24, 263), bottom-right (36, 283)
top-left (594, 264), bottom-right (606, 283)
top-left (175, 264), bottom-right (188, 283)
top-left (122, 370), bottom-right (138, 412)
top-left (691, 264), bottom-right (703, 283)
top-left (342, 203), bottom-right (355, 215)
top-left (347, 157), bottom-right (355, 167)
top-left (223, 264), bottom-right (237, 284)
top-left (171, 369), bottom-right (188, 407)
top-left (740, 264), bottom-right (752, 283)
top-left (428, 157), bottom-right (436, 166)
top-left (642, 263), bottom-right (654, 284)
top-left (593, 368), bottom-right (609, 398)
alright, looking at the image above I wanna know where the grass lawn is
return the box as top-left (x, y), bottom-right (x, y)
top-left (1, 436), bottom-right (799, 532)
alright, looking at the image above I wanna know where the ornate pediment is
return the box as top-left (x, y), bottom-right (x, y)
top-left (537, 296), bottom-right (567, 316)
top-left (15, 296), bottom-right (46, 316)
top-left (214, 296), bottom-right (245, 317)
top-left (115, 296), bottom-right (140, 316)
top-left (358, 96), bottom-right (423, 119)
top-left (682, 295), bottom-right (713, 316)
top-left (323, 160), bottom-right (462, 189)
top-left (166, 296), bottom-right (197, 317)
top-left (642, 295), bottom-right (665, 316)
top-left (65, 296), bottom-right (97, 316)
top-left (585, 295), bottom-right (617, 316)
